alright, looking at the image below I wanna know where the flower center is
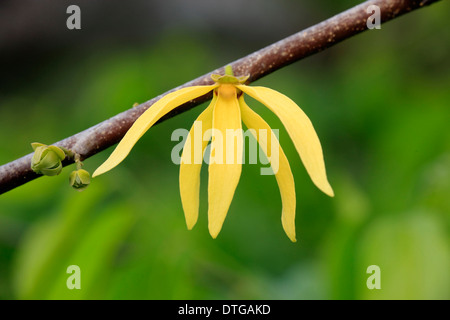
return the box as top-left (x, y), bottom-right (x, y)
top-left (216, 84), bottom-right (237, 99)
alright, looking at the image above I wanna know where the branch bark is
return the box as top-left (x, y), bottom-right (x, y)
top-left (0, 0), bottom-right (442, 194)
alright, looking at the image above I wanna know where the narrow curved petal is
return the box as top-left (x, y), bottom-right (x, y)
top-left (179, 100), bottom-right (214, 230)
top-left (239, 97), bottom-right (297, 242)
top-left (236, 85), bottom-right (334, 197)
top-left (208, 85), bottom-right (243, 238)
top-left (93, 85), bottom-right (217, 177)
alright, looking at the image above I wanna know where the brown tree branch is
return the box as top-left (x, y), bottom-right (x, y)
top-left (0, 0), bottom-right (442, 194)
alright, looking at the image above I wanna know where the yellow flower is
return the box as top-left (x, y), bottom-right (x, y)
top-left (93, 67), bottom-right (333, 242)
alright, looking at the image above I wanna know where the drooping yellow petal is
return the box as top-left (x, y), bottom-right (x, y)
top-left (236, 85), bottom-right (334, 197)
top-left (179, 99), bottom-right (214, 230)
top-left (93, 85), bottom-right (217, 177)
top-left (208, 84), bottom-right (243, 238)
top-left (239, 96), bottom-right (297, 242)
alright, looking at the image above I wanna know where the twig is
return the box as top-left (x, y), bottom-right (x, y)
top-left (0, 0), bottom-right (441, 194)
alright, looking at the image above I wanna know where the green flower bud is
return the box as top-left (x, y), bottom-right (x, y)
top-left (69, 169), bottom-right (91, 191)
top-left (31, 143), bottom-right (66, 176)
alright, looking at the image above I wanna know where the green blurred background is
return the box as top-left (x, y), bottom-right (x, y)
top-left (0, 0), bottom-right (449, 299)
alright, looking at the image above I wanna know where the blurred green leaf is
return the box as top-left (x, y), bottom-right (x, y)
top-left (355, 212), bottom-right (450, 299)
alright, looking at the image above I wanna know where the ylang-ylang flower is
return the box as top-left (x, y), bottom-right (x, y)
top-left (93, 66), bottom-right (334, 242)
